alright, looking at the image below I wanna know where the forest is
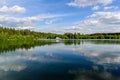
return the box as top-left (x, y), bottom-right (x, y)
top-left (0, 27), bottom-right (120, 40)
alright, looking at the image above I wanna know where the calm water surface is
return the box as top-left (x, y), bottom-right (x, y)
top-left (0, 40), bottom-right (120, 80)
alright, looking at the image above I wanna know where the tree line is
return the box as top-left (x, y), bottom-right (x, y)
top-left (0, 27), bottom-right (63, 40)
top-left (0, 27), bottom-right (120, 40)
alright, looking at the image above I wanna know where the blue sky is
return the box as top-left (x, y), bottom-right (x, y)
top-left (0, 0), bottom-right (120, 34)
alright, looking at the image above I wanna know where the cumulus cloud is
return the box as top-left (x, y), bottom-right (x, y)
top-left (92, 6), bottom-right (100, 10)
top-left (0, 14), bottom-right (66, 29)
top-left (47, 26), bottom-right (84, 34)
top-left (52, 11), bottom-right (120, 34)
top-left (75, 11), bottom-right (120, 33)
top-left (104, 6), bottom-right (119, 10)
top-left (67, 0), bottom-right (113, 7)
top-left (0, 5), bottom-right (26, 13)
top-left (44, 18), bottom-right (61, 25)
top-left (87, 12), bottom-right (120, 25)
top-left (0, 15), bottom-right (39, 28)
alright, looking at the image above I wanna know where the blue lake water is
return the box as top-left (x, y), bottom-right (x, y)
top-left (0, 40), bottom-right (120, 80)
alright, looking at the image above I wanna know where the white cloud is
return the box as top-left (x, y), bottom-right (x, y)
top-left (52, 11), bottom-right (120, 34)
top-left (0, 15), bottom-right (39, 28)
top-left (92, 6), bottom-right (100, 10)
top-left (104, 6), bottom-right (119, 10)
top-left (0, 14), bottom-right (67, 30)
top-left (0, 5), bottom-right (26, 13)
top-left (47, 26), bottom-right (84, 34)
top-left (67, 0), bottom-right (113, 7)
top-left (44, 18), bottom-right (61, 25)
top-left (75, 11), bottom-right (120, 33)
top-left (88, 12), bottom-right (120, 25)
top-left (80, 19), bottom-right (102, 27)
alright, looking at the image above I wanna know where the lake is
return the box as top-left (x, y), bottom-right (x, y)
top-left (0, 39), bottom-right (120, 80)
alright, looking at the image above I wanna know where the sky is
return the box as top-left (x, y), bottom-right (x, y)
top-left (0, 0), bottom-right (120, 34)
